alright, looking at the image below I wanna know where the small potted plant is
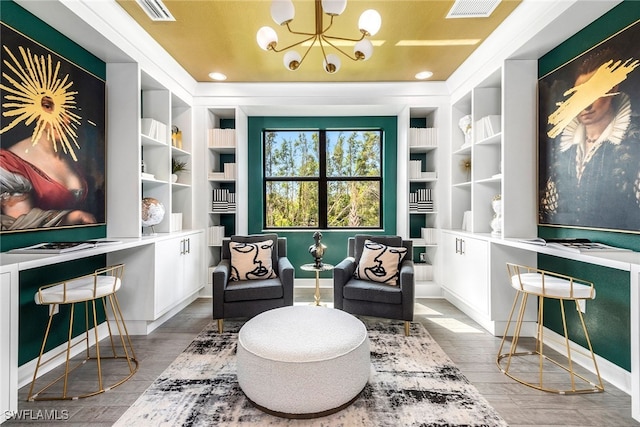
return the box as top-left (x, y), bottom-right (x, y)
top-left (171, 158), bottom-right (188, 183)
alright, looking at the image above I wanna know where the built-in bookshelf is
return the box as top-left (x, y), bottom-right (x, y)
top-left (205, 108), bottom-right (237, 284)
top-left (106, 66), bottom-right (194, 237)
top-left (449, 61), bottom-right (536, 238)
top-left (408, 108), bottom-right (439, 286)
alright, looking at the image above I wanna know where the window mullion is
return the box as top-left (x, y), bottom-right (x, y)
top-left (319, 130), bottom-right (327, 229)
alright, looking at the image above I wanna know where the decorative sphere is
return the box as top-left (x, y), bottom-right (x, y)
top-left (141, 197), bottom-right (165, 227)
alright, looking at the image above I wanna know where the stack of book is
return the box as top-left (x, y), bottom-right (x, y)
top-left (414, 263), bottom-right (433, 281)
top-left (212, 189), bottom-right (236, 212)
top-left (208, 128), bottom-right (236, 147)
top-left (420, 227), bottom-right (438, 244)
top-left (474, 115), bottom-right (501, 140)
top-left (223, 163), bottom-right (236, 179)
top-left (409, 160), bottom-right (423, 179)
top-left (208, 226), bottom-right (225, 246)
top-left (409, 189), bottom-right (435, 212)
top-left (409, 128), bottom-right (437, 147)
top-left (141, 118), bottom-right (168, 143)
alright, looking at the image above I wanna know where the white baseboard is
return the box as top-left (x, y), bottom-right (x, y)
top-left (543, 327), bottom-right (631, 395)
top-left (443, 288), bottom-right (631, 396)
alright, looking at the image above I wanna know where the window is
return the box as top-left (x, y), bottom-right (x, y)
top-left (263, 129), bottom-right (382, 229)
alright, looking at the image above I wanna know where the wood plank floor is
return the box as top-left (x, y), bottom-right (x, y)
top-left (5, 290), bottom-right (639, 426)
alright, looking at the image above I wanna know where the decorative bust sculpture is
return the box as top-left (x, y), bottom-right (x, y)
top-left (309, 231), bottom-right (327, 268)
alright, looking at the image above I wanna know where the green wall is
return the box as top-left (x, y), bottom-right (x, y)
top-left (1, 1), bottom-right (109, 365)
top-left (537, 1), bottom-right (640, 371)
top-left (247, 116), bottom-right (398, 278)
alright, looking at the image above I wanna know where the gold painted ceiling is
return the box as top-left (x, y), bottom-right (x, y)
top-left (115, 0), bottom-right (522, 83)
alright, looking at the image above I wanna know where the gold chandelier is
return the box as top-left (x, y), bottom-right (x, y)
top-left (256, 0), bottom-right (382, 74)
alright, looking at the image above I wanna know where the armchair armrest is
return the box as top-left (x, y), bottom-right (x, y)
top-left (212, 259), bottom-right (230, 319)
top-left (278, 256), bottom-right (295, 306)
top-left (398, 259), bottom-right (415, 321)
top-left (333, 257), bottom-right (356, 309)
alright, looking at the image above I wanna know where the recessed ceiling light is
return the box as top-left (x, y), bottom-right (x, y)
top-left (415, 71), bottom-right (433, 80)
top-left (135, 0), bottom-right (175, 21)
top-left (208, 72), bottom-right (227, 81)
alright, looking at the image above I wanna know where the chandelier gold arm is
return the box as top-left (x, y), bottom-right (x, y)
top-left (263, 0), bottom-right (377, 71)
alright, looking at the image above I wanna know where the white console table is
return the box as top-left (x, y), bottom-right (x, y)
top-left (0, 231), bottom-right (204, 422)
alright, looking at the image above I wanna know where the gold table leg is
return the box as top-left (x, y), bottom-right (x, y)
top-left (314, 270), bottom-right (321, 306)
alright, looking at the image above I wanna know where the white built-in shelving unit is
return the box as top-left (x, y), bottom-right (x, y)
top-left (408, 108), bottom-right (440, 291)
top-left (443, 60), bottom-right (538, 334)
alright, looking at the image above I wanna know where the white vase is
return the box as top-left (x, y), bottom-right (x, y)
top-left (171, 174), bottom-right (178, 183)
top-left (490, 197), bottom-right (502, 236)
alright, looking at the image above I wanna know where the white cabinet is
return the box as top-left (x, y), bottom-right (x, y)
top-left (0, 266), bottom-right (18, 421)
top-left (441, 230), bottom-right (537, 335)
top-left (154, 232), bottom-right (202, 317)
top-left (108, 230), bottom-right (204, 334)
top-left (441, 231), bottom-right (489, 320)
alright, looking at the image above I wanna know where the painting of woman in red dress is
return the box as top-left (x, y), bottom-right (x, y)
top-left (0, 23), bottom-right (106, 232)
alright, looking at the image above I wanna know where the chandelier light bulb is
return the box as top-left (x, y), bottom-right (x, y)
top-left (323, 54), bottom-right (341, 74)
top-left (271, 0), bottom-right (295, 25)
top-left (257, 26), bottom-right (278, 50)
top-left (321, 0), bottom-right (347, 16)
top-left (354, 39), bottom-right (373, 61)
top-left (283, 51), bottom-right (302, 70)
top-left (358, 9), bottom-right (381, 36)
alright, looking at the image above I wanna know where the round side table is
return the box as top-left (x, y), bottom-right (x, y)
top-left (300, 263), bottom-right (334, 306)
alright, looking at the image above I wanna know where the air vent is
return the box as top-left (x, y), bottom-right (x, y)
top-left (446, 0), bottom-right (501, 18)
top-left (135, 0), bottom-right (175, 21)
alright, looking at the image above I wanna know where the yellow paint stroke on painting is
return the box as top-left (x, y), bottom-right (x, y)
top-left (0, 45), bottom-right (82, 161)
top-left (547, 58), bottom-right (639, 138)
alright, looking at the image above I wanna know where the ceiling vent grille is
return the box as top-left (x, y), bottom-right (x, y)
top-left (446, 0), bottom-right (501, 18)
top-left (135, 0), bottom-right (175, 21)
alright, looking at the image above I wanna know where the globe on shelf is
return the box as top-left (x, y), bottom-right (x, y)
top-left (141, 197), bottom-right (165, 234)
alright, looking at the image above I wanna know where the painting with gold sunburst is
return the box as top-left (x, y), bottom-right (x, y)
top-left (0, 22), bottom-right (106, 233)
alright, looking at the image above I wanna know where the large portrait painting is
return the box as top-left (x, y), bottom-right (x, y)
top-left (538, 20), bottom-right (640, 233)
top-left (0, 23), bottom-right (106, 233)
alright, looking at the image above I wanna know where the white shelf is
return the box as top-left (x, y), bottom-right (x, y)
top-left (448, 60), bottom-right (537, 238)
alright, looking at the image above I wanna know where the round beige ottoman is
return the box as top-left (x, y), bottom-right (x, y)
top-left (236, 305), bottom-right (370, 418)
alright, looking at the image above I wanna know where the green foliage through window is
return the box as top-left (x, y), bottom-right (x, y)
top-left (264, 129), bottom-right (382, 229)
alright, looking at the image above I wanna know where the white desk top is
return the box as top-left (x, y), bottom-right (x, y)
top-left (443, 229), bottom-right (640, 272)
top-left (0, 230), bottom-right (203, 272)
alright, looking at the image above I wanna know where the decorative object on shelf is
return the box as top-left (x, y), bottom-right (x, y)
top-left (459, 157), bottom-right (471, 181)
top-left (461, 210), bottom-right (472, 232)
top-left (458, 115), bottom-right (472, 147)
top-left (171, 158), bottom-right (188, 183)
top-left (490, 194), bottom-right (503, 236)
top-left (308, 231), bottom-right (327, 268)
top-left (141, 197), bottom-right (165, 235)
top-left (141, 159), bottom-right (147, 173)
top-left (171, 125), bottom-right (182, 148)
top-left (256, 0), bottom-right (381, 74)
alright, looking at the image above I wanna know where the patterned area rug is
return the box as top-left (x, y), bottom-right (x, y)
top-left (114, 318), bottom-right (507, 427)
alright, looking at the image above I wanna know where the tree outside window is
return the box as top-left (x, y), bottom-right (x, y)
top-left (264, 129), bottom-right (382, 229)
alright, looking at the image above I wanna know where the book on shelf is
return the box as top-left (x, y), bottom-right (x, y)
top-left (409, 188), bottom-right (435, 212)
top-left (518, 238), bottom-right (631, 253)
top-left (208, 128), bottom-right (236, 148)
top-left (409, 127), bottom-right (437, 147)
top-left (141, 118), bottom-right (168, 143)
